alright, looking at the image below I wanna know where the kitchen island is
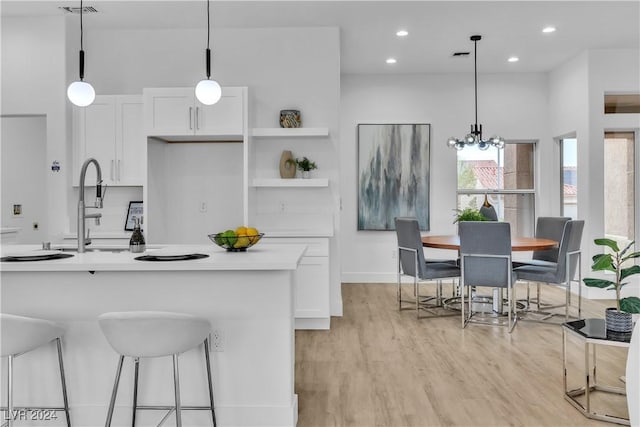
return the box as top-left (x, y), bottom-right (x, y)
top-left (1, 243), bottom-right (305, 426)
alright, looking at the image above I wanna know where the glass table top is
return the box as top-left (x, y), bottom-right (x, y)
top-left (563, 318), bottom-right (632, 343)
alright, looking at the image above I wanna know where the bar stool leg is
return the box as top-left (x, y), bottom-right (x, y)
top-left (132, 358), bottom-right (140, 427)
top-left (7, 355), bottom-right (13, 427)
top-left (105, 355), bottom-right (125, 427)
top-left (203, 339), bottom-right (217, 427)
top-left (172, 354), bottom-right (182, 427)
top-left (56, 338), bottom-right (71, 427)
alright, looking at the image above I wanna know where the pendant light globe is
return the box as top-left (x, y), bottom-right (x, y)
top-left (67, 80), bottom-right (96, 107)
top-left (195, 79), bottom-right (222, 105)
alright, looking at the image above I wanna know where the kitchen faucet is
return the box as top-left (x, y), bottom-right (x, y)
top-left (78, 158), bottom-right (105, 252)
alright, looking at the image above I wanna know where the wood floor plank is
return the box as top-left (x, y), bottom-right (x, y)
top-left (295, 283), bottom-right (627, 426)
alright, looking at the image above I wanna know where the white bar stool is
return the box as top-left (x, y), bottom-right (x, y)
top-left (0, 313), bottom-right (71, 427)
top-left (98, 311), bottom-right (216, 427)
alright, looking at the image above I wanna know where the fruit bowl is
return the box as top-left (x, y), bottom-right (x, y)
top-left (208, 232), bottom-right (264, 252)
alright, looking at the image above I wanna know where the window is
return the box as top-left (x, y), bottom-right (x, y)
top-left (456, 142), bottom-right (536, 236)
top-left (604, 132), bottom-right (635, 248)
top-left (560, 138), bottom-right (577, 219)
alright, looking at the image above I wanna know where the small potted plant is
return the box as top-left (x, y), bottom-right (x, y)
top-left (453, 208), bottom-right (489, 223)
top-left (295, 157), bottom-right (317, 179)
top-left (583, 238), bottom-right (640, 332)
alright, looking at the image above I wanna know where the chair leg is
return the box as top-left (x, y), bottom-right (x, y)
top-left (203, 339), bottom-right (217, 427)
top-left (7, 355), bottom-right (13, 427)
top-left (172, 354), bottom-right (182, 427)
top-left (132, 358), bottom-right (140, 427)
top-left (56, 338), bottom-right (71, 427)
top-left (105, 356), bottom-right (125, 427)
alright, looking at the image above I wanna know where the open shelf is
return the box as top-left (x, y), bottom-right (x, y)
top-left (251, 127), bottom-right (329, 138)
top-left (251, 178), bottom-right (329, 188)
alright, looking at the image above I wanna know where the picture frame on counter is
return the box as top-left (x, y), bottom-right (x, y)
top-left (124, 201), bottom-right (143, 231)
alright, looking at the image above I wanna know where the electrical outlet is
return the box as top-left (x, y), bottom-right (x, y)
top-left (279, 201), bottom-right (286, 212)
top-left (391, 249), bottom-right (396, 259)
top-left (199, 201), bottom-right (207, 213)
top-left (211, 329), bottom-right (224, 352)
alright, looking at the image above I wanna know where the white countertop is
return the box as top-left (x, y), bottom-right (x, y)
top-left (0, 243), bottom-right (306, 272)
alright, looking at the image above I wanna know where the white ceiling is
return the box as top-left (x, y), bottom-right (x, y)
top-left (2, 0), bottom-right (639, 74)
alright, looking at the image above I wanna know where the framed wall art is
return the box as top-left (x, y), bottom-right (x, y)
top-left (357, 124), bottom-right (431, 231)
top-left (124, 201), bottom-right (143, 231)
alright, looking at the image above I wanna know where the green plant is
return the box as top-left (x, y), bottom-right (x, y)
top-left (295, 157), bottom-right (317, 172)
top-left (453, 208), bottom-right (489, 223)
top-left (583, 238), bottom-right (640, 313)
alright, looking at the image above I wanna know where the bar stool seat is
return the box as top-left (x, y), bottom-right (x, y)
top-left (1, 313), bottom-right (71, 427)
top-left (98, 311), bottom-right (216, 427)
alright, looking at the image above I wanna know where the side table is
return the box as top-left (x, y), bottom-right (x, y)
top-left (562, 318), bottom-right (632, 425)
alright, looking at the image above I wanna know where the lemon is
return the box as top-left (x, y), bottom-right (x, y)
top-left (235, 226), bottom-right (248, 235)
top-left (247, 227), bottom-right (260, 243)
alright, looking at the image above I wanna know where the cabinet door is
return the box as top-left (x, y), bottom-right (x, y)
top-left (295, 256), bottom-right (330, 319)
top-left (79, 96), bottom-right (117, 185)
top-left (116, 96), bottom-right (145, 185)
top-left (144, 88), bottom-right (194, 136)
top-left (196, 87), bottom-right (244, 137)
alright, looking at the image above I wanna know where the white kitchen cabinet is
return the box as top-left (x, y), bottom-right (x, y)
top-left (73, 95), bottom-right (145, 186)
top-left (265, 237), bottom-right (330, 329)
top-left (143, 87), bottom-right (245, 141)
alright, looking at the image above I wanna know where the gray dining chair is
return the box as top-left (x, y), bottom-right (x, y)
top-left (395, 217), bottom-right (460, 319)
top-left (459, 221), bottom-right (518, 332)
top-left (512, 216), bottom-right (570, 303)
top-left (514, 219), bottom-right (585, 323)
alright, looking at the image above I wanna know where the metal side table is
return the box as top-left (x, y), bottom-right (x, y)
top-left (562, 318), bottom-right (632, 425)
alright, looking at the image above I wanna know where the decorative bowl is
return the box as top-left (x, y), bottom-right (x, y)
top-left (208, 232), bottom-right (264, 252)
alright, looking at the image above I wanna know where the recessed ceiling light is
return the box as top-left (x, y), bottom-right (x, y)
top-left (508, 56), bottom-right (519, 62)
top-left (542, 26), bottom-right (556, 33)
top-left (386, 58), bottom-right (397, 64)
top-left (396, 30), bottom-right (409, 37)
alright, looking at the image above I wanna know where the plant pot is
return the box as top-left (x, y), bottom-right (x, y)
top-left (605, 307), bottom-right (633, 333)
top-left (301, 170), bottom-right (310, 179)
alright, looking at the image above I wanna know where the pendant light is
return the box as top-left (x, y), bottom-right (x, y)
top-left (195, 0), bottom-right (222, 105)
top-left (67, 0), bottom-right (95, 107)
top-left (447, 35), bottom-right (504, 151)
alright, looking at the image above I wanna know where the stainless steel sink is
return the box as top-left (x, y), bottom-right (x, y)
top-left (57, 247), bottom-right (129, 253)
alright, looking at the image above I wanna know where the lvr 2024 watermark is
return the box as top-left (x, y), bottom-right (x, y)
top-left (4, 409), bottom-right (58, 421)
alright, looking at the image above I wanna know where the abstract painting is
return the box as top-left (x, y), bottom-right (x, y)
top-left (357, 124), bottom-right (430, 230)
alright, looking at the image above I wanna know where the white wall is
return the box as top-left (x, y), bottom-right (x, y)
top-left (340, 72), bottom-right (551, 282)
top-left (547, 49), bottom-right (640, 298)
top-left (1, 16), bottom-right (69, 242)
top-left (1, 116), bottom-right (47, 243)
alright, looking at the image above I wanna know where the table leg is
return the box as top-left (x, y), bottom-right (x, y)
top-left (585, 341), bottom-right (591, 414)
top-left (492, 288), bottom-right (503, 314)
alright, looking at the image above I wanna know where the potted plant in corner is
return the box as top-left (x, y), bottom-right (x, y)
top-left (583, 238), bottom-right (640, 332)
top-left (295, 157), bottom-right (317, 179)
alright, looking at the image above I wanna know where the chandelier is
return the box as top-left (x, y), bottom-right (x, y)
top-left (447, 35), bottom-right (504, 151)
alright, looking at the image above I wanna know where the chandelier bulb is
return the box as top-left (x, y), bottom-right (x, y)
top-left (465, 134), bottom-right (476, 144)
top-left (447, 137), bottom-right (458, 148)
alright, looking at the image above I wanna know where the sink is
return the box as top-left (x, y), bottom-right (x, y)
top-left (55, 244), bottom-right (164, 253)
top-left (58, 247), bottom-right (128, 253)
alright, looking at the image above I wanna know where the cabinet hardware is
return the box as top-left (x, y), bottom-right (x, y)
top-left (117, 160), bottom-right (121, 181)
top-left (189, 107), bottom-right (193, 130)
top-left (110, 160), bottom-right (115, 181)
top-left (196, 107), bottom-right (200, 130)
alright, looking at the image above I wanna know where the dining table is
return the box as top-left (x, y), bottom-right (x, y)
top-left (421, 235), bottom-right (558, 251)
top-left (421, 234), bottom-right (558, 315)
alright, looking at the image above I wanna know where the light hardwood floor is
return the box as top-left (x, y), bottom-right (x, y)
top-left (295, 283), bottom-right (630, 427)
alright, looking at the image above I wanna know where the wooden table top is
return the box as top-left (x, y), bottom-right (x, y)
top-left (421, 235), bottom-right (557, 251)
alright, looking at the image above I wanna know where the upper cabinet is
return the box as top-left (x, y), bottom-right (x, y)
top-left (143, 87), bottom-right (246, 141)
top-left (73, 95), bottom-right (145, 186)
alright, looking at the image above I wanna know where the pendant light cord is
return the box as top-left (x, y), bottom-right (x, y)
top-left (205, 0), bottom-right (212, 79)
top-left (474, 38), bottom-right (478, 128)
top-left (80, 0), bottom-right (84, 51)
